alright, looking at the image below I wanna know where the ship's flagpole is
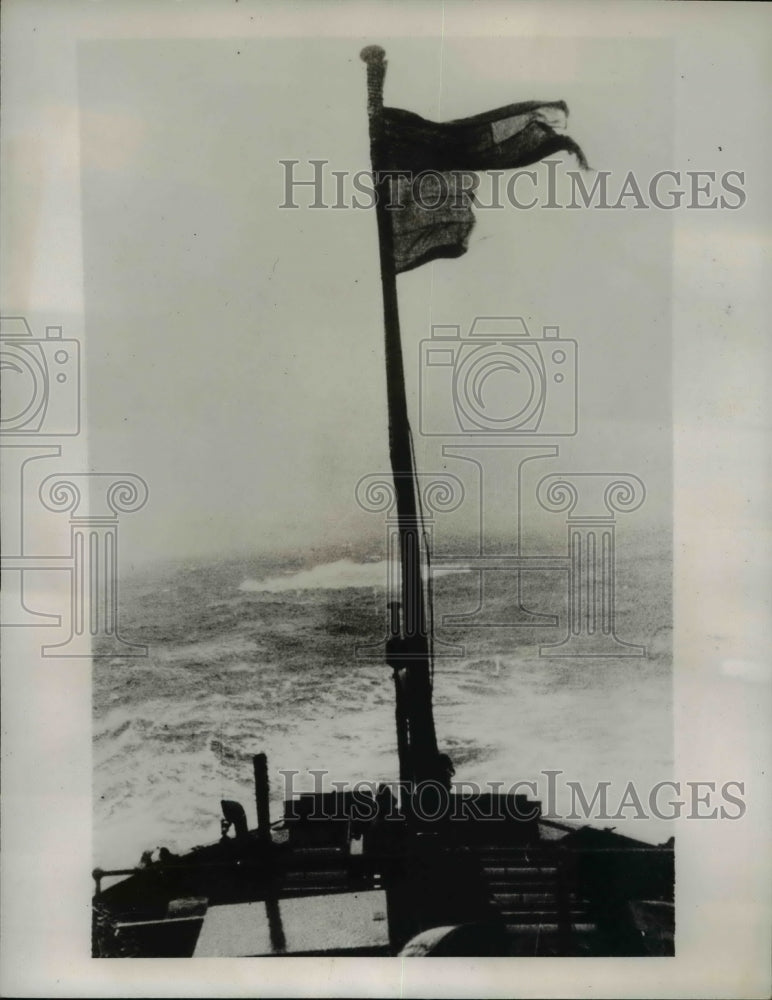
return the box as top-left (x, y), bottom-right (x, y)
top-left (360, 46), bottom-right (440, 791)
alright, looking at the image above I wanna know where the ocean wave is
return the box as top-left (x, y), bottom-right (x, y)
top-left (239, 559), bottom-right (390, 592)
top-left (239, 558), bottom-right (467, 593)
top-left (95, 554), bottom-right (672, 867)
top-left (154, 633), bottom-right (259, 664)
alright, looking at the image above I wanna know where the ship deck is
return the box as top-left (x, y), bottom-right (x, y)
top-left (93, 792), bottom-right (674, 957)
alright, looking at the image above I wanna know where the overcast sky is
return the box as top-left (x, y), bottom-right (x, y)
top-left (77, 34), bottom-right (673, 565)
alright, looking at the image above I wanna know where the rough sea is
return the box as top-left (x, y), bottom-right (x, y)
top-left (94, 541), bottom-right (672, 870)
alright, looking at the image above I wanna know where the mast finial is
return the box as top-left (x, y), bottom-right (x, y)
top-left (359, 45), bottom-right (386, 65)
top-left (360, 46), bottom-right (387, 121)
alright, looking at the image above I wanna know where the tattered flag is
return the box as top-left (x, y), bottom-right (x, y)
top-left (375, 100), bottom-right (587, 273)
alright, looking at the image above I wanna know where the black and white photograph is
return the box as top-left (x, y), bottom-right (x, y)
top-left (1, 2), bottom-right (770, 997)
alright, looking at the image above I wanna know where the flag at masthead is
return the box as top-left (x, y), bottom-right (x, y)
top-left (359, 45), bottom-right (586, 796)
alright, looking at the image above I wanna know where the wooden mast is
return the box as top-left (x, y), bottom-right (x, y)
top-left (360, 46), bottom-right (440, 789)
